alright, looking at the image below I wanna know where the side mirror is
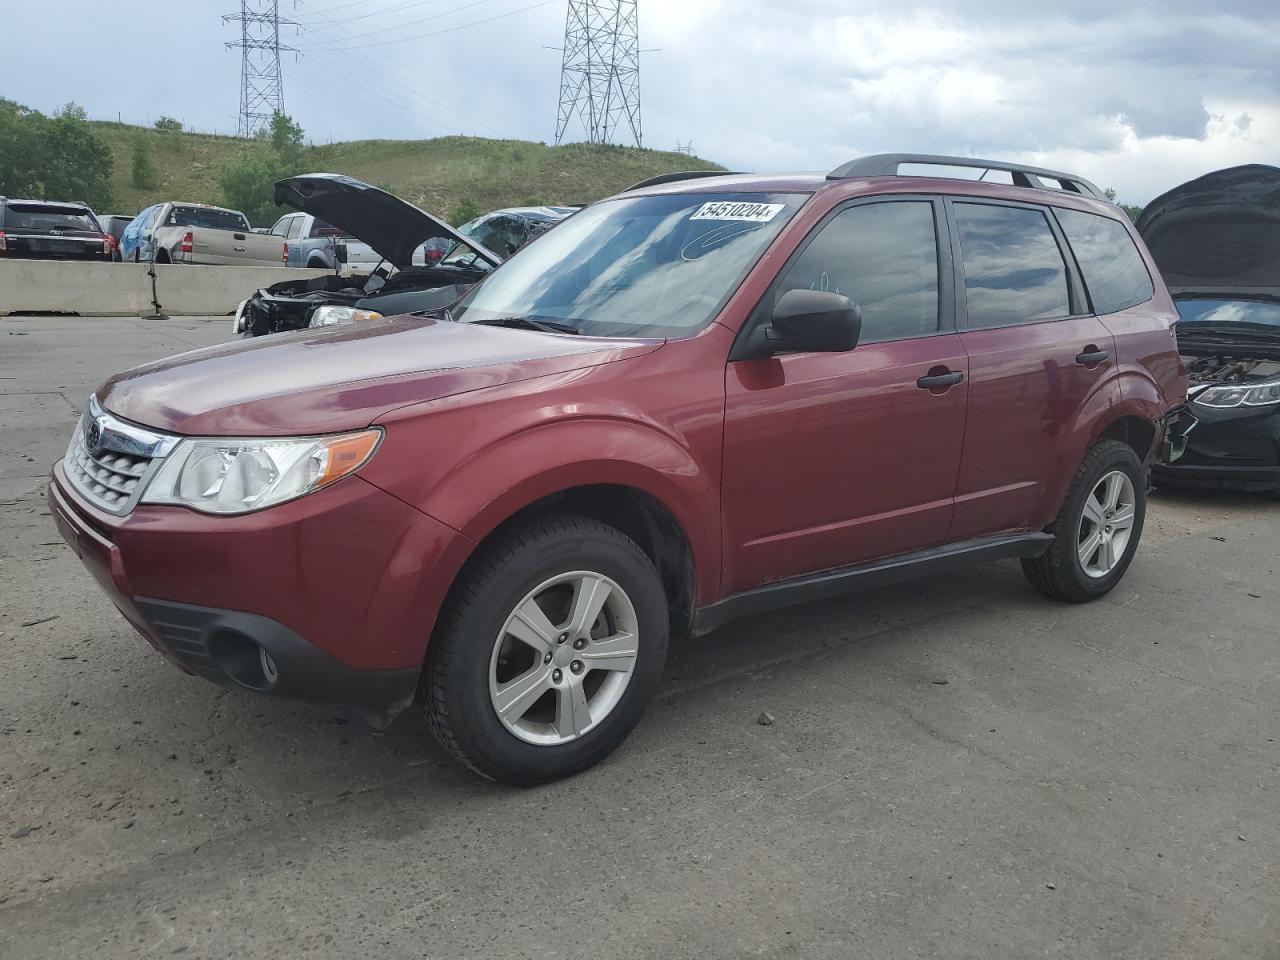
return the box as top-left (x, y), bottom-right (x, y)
top-left (732, 289), bottom-right (862, 361)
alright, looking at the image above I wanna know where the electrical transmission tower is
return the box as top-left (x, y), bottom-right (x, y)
top-left (554, 1), bottom-right (642, 147)
top-left (224, 0), bottom-right (296, 138)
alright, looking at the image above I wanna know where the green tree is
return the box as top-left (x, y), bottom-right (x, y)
top-left (0, 99), bottom-right (113, 208)
top-left (219, 111), bottom-right (307, 226)
top-left (268, 111), bottom-right (305, 166)
top-left (154, 116), bottom-right (183, 133)
top-left (131, 134), bottom-right (159, 190)
top-left (58, 101), bottom-right (88, 121)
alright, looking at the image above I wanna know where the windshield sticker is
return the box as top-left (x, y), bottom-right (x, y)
top-left (690, 201), bottom-right (785, 223)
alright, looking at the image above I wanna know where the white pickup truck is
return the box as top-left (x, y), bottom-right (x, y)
top-left (120, 202), bottom-right (283, 266)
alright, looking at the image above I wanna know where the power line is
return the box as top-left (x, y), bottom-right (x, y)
top-left (289, 0), bottom-right (538, 136)
top-left (555, 0), bottom-right (641, 147)
top-left (294, 0), bottom-right (558, 52)
top-left (299, 0), bottom-right (497, 45)
top-left (224, 0), bottom-right (297, 138)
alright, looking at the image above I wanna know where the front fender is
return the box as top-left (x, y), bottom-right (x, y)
top-left (436, 417), bottom-right (721, 604)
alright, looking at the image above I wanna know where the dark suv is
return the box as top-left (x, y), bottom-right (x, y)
top-left (0, 198), bottom-right (112, 260)
top-left (48, 154), bottom-right (1186, 784)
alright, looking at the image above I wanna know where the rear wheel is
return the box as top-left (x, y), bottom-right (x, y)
top-left (421, 514), bottom-right (668, 784)
top-left (1023, 439), bottom-right (1146, 603)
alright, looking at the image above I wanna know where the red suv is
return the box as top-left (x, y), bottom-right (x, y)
top-left (49, 155), bottom-right (1186, 783)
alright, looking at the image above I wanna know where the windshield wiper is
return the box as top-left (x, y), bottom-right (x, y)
top-left (472, 316), bottom-right (583, 335)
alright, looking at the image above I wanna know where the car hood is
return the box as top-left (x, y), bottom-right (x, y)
top-left (274, 173), bottom-right (502, 271)
top-left (1137, 164), bottom-right (1280, 300)
top-left (97, 316), bottom-right (661, 436)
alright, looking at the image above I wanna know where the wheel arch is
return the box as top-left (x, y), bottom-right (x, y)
top-left (458, 482), bottom-right (699, 641)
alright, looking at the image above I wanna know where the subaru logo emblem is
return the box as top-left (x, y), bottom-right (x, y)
top-left (86, 420), bottom-right (103, 456)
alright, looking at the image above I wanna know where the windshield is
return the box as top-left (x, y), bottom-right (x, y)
top-left (4, 205), bottom-right (98, 232)
top-left (168, 206), bottom-right (250, 232)
top-left (1176, 298), bottom-right (1280, 329)
top-left (451, 193), bottom-right (805, 338)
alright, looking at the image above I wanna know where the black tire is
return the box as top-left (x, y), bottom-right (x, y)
top-left (1022, 439), bottom-right (1147, 603)
top-left (306, 258), bottom-right (326, 269)
top-left (421, 513), bottom-right (669, 785)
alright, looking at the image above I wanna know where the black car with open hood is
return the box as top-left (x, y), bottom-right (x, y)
top-left (237, 174), bottom-right (502, 337)
top-left (1140, 164), bottom-right (1280, 495)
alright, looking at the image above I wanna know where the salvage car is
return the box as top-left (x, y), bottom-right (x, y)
top-left (1139, 164), bottom-right (1280, 496)
top-left (49, 155), bottom-right (1185, 784)
top-left (235, 174), bottom-right (501, 336)
top-left (454, 205), bottom-right (579, 258)
top-left (0, 198), bottom-right (112, 261)
top-left (120, 201), bottom-right (282, 266)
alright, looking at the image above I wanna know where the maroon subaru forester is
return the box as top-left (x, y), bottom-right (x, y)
top-left (49, 155), bottom-right (1186, 783)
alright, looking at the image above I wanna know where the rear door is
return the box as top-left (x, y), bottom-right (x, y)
top-left (946, 199), bottom-right (1117, 539)
top-left (721, 196), bottom-right (969, 592)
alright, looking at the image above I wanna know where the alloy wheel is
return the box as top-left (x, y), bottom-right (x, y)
top-left (488, 571), bottom-right (640, 746)
top-left (1077, 469), bottom-right (1137, 578)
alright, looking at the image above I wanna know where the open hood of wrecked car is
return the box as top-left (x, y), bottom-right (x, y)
top-left (1137, 164), bottom-right (1280, 301)
top-left (273, 173), bottom-right (502, 271)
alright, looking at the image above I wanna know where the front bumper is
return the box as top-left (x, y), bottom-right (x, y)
top-left (48, 464), bottom-right (471, 721)
top-left (1152, 401), bottom-right (1280, 492)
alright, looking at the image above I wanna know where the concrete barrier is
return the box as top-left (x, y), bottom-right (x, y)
top-left (0, 260), bottom-right (331, 317)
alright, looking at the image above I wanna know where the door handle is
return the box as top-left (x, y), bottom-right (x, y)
top-left (917, 370), bottom-right (965, 390)
top-left (1075, 347), bottom-right (1110, 366)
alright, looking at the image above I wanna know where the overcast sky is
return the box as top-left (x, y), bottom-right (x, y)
top-left (5, 0), bottom-right (1276, 204)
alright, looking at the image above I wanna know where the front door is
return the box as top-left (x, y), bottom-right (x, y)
top-left (721, 197), bottom-right (968, 594)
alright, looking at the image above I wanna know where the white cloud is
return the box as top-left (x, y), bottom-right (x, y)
top-left (2, 0), bottom-right (1276, 204)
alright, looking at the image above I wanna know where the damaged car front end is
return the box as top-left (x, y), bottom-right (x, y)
top-left (236, 174), bottom-right (501, 337)
top-left (1140, 164), bottom-right (1280, 496)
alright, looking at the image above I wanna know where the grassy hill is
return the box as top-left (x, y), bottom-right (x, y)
top-left (90, 122), bottom-right (724, 224)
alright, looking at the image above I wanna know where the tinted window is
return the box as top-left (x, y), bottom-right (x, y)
top-left (3, 204), bottom-right (98, 232)
top-left (310, 218), bottom-right (349, 238)
top-left (775, 201), bottom-right (940, 343)
top-left (954, 203), bottom-right (1070, 328)
top-left (167, 206), bottom-right (250, 232)
top-left (1055, 208), bottom-right (1153, 315)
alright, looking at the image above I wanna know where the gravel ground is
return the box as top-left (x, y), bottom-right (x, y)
top-left (2, 314), bottom-right (1278, 959)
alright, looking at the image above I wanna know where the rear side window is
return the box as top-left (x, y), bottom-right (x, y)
top-left (775, 201), bottom-right (940, 343)
top-left (1055, 208), bottom-right (1153, 315)
top-left (954, 203), bottom-right (1070, 328)
top-left (285, 217), bottom-right (304, 240)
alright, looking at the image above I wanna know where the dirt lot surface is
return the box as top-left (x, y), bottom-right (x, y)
top-left (2, 315), bottom-right (1277, 959)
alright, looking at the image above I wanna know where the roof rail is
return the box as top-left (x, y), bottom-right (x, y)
top-left (625, 170), bottom-right (739, 192)
top-left (827, 154), bottom-right (1108, 201)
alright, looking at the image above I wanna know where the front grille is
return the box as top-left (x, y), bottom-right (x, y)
top-left (65, 430), bottom-right (152, 513)
top-left (62, 397), bottom-right (180, 516)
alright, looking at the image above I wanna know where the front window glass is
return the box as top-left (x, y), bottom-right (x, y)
top-left (954, 203), bottom-right (1071, 328)
top-left (774, 201), bottom-right (939, 343)
top-left (1175, 299), bottom-right (1280, 328)
top-left (452, 193), bottom-right (806, 338)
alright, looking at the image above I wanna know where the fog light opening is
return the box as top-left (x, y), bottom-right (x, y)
top-left (207, 630), bottom-right (279, 692)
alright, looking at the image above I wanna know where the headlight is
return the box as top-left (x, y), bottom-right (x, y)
top-left (233, 299), bottom-right (248, 335)
top-left (1194, 380), bottom-right (1280, 408)
top-left (309, 306), bottom-right (383, 327)
top-left (140, 430), bottom-right (381, 514)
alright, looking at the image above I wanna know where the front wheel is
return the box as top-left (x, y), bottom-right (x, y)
top-left (1022, 439), bottom-right (1147, 603)
top-left (421, 514), bottom-right (668, 784)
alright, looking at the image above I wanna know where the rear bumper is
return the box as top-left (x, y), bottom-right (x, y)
top-left (48, 463), bottom-right (472, 721)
